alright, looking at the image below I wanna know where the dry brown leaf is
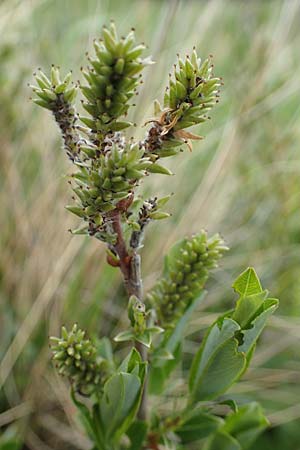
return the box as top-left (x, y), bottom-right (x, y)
top-left (174, 130), bottom-right (203, 140)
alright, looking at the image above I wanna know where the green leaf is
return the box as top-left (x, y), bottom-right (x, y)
top-left (149, 292), bottom-right (205, 395)
top-left (156, 292), bottom-right (206, 366)
top-left (153, 348), bottom-right (175, 361)
top-left (189, 318), bottom-right (241, 393)
top-left (232, 267), bottom-right (262, 297)
top-left (65, 205), bottom-right (85, 217)
top-left (135, 326), bottom-right (164, 348)
top-left (239, 298), bottom-right (279, 354)
top-left (100, 372), bottom-right (141, 441)
top-left (118, 348), bottom-right (142, 373)
top-left (0, 441), bottom-right (22, 450)
top-left (110, 120), bottom-right (132, 131)
top-left (96, 348), bottom-right (147, 444)
top-left (135, 331), bottom-right (152, 348)
top-left (176, 411), bottom-right (224, 444)
top-left (223, 402), bottom-right (269, 449)
top-left (71, 390), bottom-right (104, 448)
top-left (96, 337), bottom-right (114, 366)
top-left (91, 405), bottom-right (107, 450)
top-left (127, 420), bottom-right (148, 450)
top-left (149, 211), bottom-right (170, 220)
top-left (147, 326), bottom-right (164, 334)
top-left (147, 163), bottom-right (173, 175)
top-left (219, 399), bottom-right (238, 413)
top-left (190, 338), bottom-right (246, 402)
top-left (189, 269), bottom-right (279, 404)
top-left (80, 116), bottom-right (96, 128)
top-left (115, 327), bottom-right (163, 349)
top-left (232, 290), bottom-right (268, 329)
top-left (156, 194), bottom-right (172, 208)
top-left (149, 343), bottom-right (181, 394)
top-left (205, 431), bottom-right (241, 450)
top-left (71, 225), bottom-right (89, 235)
top-left (0, 426), bottom-right (23, 450)
top-left (114, 330), bottom-right (135, 343)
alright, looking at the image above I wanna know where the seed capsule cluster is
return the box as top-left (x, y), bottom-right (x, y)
top-left (165, 51), bottom-right (220, 128)
top-left (67, 142), bottom-right (152, 241)
top-left (31, 68), bottom-right (80, 161)
top-left (81, 21), bottom-right (153, 135)
top-left (130, 196), bottom-right (171, 249)
top-left (31, 24), bottom-right (221, 247)
top-left (50, 324), bottom-right (107, 396)
top-left (31, 24), bottom-right (175, 244)
top-left (147, 231), bottom-right (228, 327)
top-left (145, 51), bottom-right (221, 158)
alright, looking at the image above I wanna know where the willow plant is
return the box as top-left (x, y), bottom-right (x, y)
top-left (31, 22), bottom-right (279, 450)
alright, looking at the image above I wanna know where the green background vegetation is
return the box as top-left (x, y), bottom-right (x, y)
top-left (1, 0), bottom-right (300, 448)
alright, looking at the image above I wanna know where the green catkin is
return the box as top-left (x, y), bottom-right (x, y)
top-left (67, 141), bottom-right (151, 226)
top-left (147, 231), bottom-right (228, 327)
top-left (31, 27), bottom-right (220, 247)
top-left (144, 51), bottom-right (221, 158)
top-left (82, 22), bottom-right (153, 136)
top-left (32, 69), bottom-right (80, 161)
top-left (31, 26), bottom-right (172, 245)
top-left (50, 324), bottom-right (108, 396)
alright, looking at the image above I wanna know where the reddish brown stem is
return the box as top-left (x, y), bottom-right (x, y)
top-left (108, 208), bottom-right (147, 421)
top-left (145, 433), bottom-right (160, 450)
top-left (109, 210), bottom-right (130, 282)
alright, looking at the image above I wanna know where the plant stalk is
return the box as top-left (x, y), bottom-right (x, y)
top-left (110, 209), bottom-right (148, 421)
